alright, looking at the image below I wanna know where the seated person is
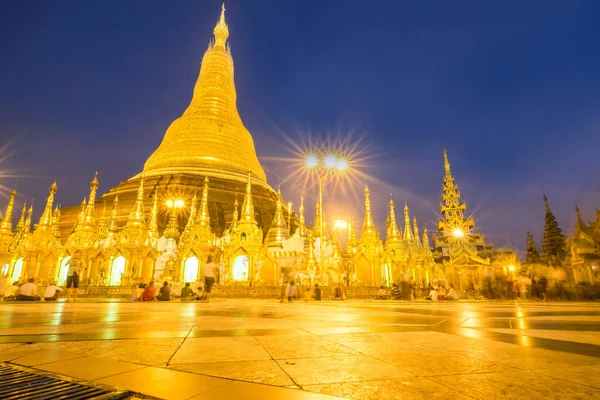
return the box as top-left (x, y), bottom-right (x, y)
top-left (313, 284), bottom-right (322, 300)
top-left (303, 287), bottom-right (312, 301)
top-left (44, 282), bottom-right (63, 301)
top-left (180, 282), bottom-right (195, 301)
top-left (426, 286), bottom-right (438, 301)
top-left (194, 286), bottom-right (204, 301)
top-left (333, 286), bottom-right (345, 300)
top-left (390, 283), bottom-right (402, 300)
top-left (17, 278), bottom-right (40, 301)
top-left (138, 281), bottom-right (156, 301)
top-left (157, 281), bottom-right (171, 301)
top-left (438, 285), bottom-right (447, 300)
top-left (4, 282), bottom-right (19, 301)
top-left (446, 284), bottom-right (459, 300)
top-left (376, 285), bottom-right (387, 299)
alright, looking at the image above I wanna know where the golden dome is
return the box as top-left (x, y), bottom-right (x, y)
top-left (143, 5), bottom-right (267, 183)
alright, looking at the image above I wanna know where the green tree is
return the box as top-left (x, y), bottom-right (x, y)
top-left (525, 230), bottom-right (540, 264)
top-left (541, 195), bottom-right (567, 266)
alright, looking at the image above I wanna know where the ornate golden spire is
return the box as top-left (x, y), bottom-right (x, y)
top-left (438, 149), bottom-right (473, 237)
top-left (230, 197), bottom-right (239, 232)
top-left (52, 204), bottom-right (61, 239)
top-left (386, 194), bottom-right (402, 244)
top-left (82, 172), bottom-right (99, 228)
top-left (413, 217), bottom-right (421, 246)
top-left (184, 192), bottom-right (199, 234)
top-left (142, 4), bottom-right (266, 183)
top-left (347, 220), bottom-right (357, 248)
top-left (98, 201), bottom-right (108, 239)
top-left (148, 194), bottom-right (159, 238)
top-left (126, 176), bottom-right (146, 228)
top-left (196, 177), bottom-right (211, 228)
top-left (422, 225), bottom-right (430, 246)
top-left (360, 185), bottom-right (377, 242)
top-left (299, 196), bottom-right (305, 226)
top-left (0, 188), bottom-right (16, 235)
top-left (25, 202), bottom-right (33, 234)
top-left (575, 204), bottom-right (585, 230)
top-left (74, 197), bottom-right (86, 231)
top-left (36, 181), bottom-right (57, 231)
top-left (265, 186), bottom-right (289, 248)
top-left (108, 195), bottom-right (120, 234)
top-left (403, 202), bottom-right (413, 243)
top-left (443, 149), bottom-right (451, 175)
top-left (15, 202), bottom-right (26, 235)
top-left (306, 231), bottom-right (317, 270)
top-left (239, 171), bottom-right (256, 225)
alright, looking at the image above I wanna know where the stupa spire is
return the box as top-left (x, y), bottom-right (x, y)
top-left (230, 197), bottom-right (239, 232)
top-left (184, 192), bottom-right (199, 234)
top-left (413, 217), bottom-right (421, 245)
top-left (422, 225), bottom-right (431, 248)
top-left (403, 202), bottom-right (413, 243)
top-left (148, 194), bottom-right (159, 238)
top-left (266, 186), bottom-right (289, 248)
top-left (142, 4), bottom-right (266, 182)
top-left (127, 176), bottom-right (146, 228)
top-left (15, 202), bottom-right (26, 235)
top-left (438, 149), bottom-right (474, 237)
top-left (386, 194), bottom-right (402, 244)
top-left (108, 196), bottom-right (120, 234)
top-left (0, 188), bottom-right (17, 235)
top-left (98, 201), bottom-right (108, 239)
top-left (347, 220), bottom-right (357, 249)
top-left (195, 177), bottom-right (211, 228)
top-left (52, 204), bottom-right (61, 239)
top-left (36, 181), bottom-right (57, 231)
top-left (25, 202), bottom-right (33, 234)
top-left (240, 171), bottom-right (256, 225)
top-left (82, 172), bottom-right (99, 228)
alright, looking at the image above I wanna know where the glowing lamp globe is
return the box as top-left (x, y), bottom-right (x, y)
top-left (335, 158), bottom-right (348, 171)
top-left (306, 155), bottom-right (318, 168)
top-left (324, 155), bottom-right (337, 168)
top-left (508, 265), bottom-right (516, 271)
top-left (452, 228), bottom-right (464, 238)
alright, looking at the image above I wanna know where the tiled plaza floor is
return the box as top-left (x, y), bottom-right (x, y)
top-left (0, 299), bottom-right (599, 399)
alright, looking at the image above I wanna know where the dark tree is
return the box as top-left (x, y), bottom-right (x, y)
top-left (525, 231), bottom-right (540, 264)
top-left (541, 195), bottom-right (567, 266)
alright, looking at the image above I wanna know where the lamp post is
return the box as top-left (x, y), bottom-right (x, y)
top-left (450, 227), bottom-right (465, 291)
top-left (305, 154), bottom-right (348, 274)
top-left (164, 197), bottom-right (185, 240)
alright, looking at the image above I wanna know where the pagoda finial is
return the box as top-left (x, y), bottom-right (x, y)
top-left (0, 187), bottom-right (17, 235)
top-left (16, 202), bottom-right (26, 233)
top-left (266, 186), bottom-right (289, 248)
top-left (196, 177), bottom-right (210, 227)
top-left (413, 217), bottom-right (421, 245)
top-left (299, 196), bottom-right (305, 225)
top-left (575, 203), bottom-right (584, 229)
top-left (403, 201), bottom-right (413, 242)
top-left (240, 170), bottom-right (256, 224)
top-left (386, 194), bottom-right (402, 244)
top-left (184, 192), bottom-right (199, 234)
top-left (82, 172), bottom-right (99, 229)
top-left (213, 3), bottom-right (229, 49)
top-left (108, 195), bottom-right (120, 234)
top-left (443, 149), bottom-right (451, 175)
top-left (148, 193), bottom-right (159, 238)
top-left (363, 184), bottom-right (375, 230)
top-left (230, 196), bottom-right (239, 232)
top-left (25, 202), bottom-right (34, 234)
top-left (126, 177), bottom-right (146, 228)
top-left (422, 225), bottom-right (431, 249)
top-left (37, 182), bottom-right (57, 231)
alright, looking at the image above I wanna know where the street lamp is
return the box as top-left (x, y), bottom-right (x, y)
top-left (304, 154), bottom-right (349, 272)
top-left (164, 197), bottom-right (185, 240)
top-left (452, 228), bottom-right (464, 238)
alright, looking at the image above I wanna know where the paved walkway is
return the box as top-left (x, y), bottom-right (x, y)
top-left (0, 299), bottom-right (599, 399)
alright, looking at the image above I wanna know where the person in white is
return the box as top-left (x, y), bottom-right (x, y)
top-left (426, 286), bottom-right (438, 301)
top-left (44, 282), bottom-right (63, 301)
top-left (17, 278), bottom-right (39, 301)
top-left (4, 282), bottom-right (19, 300)
top-left (376, 286), bottom-right (387, 299)
top-left (446, 284), bottom-right (459, 300)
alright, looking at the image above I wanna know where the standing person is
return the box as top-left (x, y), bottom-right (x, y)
top-left (531, 277), bottom-right (538, 299)
top-left (287, 281), bottom-right (297, 302)
top-left (202, 255), bottom-right (217, 303)
top-left (44, 282), bottom-right (63, 301)
top-left (539, 276), bottom-right (548, 302)
top-left (313, 283), bottom-right (322, 300)
top-left (66, 251), bottom-right (86, 302)
top-left (513, 280), bottom-right (521, 299)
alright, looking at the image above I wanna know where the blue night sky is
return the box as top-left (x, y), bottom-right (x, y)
top-left (1, 0), bottom-right (600, 255)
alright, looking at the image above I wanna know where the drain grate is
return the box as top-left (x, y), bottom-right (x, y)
top-left (0, 364), bottom-right (130, 399)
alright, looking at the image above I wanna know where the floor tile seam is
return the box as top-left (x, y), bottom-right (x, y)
top-left (254, 334), bottom-right (304, 389)
top-left (11, 353), bottom-right (87, 368)
top-left (419, 376), bottom-right (485, 399)
top-left (168, 368), bottom-right (302, 391)
top-left (165, 324), bottom-right (195, 367)
top-left (304, 327), bottom-right (381, 358)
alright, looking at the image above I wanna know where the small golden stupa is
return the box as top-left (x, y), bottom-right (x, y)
top-left (58, 5), bottom-right (281, 238)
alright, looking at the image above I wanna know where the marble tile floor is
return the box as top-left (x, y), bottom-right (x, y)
top-left (0, 300), bottom-right (599, 399)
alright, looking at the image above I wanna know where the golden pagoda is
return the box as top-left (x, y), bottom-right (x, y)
top-left (57, 4), bottom-right (280, 239)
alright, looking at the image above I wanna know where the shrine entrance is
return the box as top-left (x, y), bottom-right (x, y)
top-left (184, 256), bottom-right (199, 282)
top-left (232, 255), bottom-right (249, 281)
top-left (109, 256), bottom-right (126, 286)
top-left (57, 256), bottom-right (71, 286)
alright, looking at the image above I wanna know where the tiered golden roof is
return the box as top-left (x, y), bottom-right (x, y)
top-left (142, 4), bottom-right (266, 183)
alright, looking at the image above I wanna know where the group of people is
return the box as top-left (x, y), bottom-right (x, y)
top-left (279, 282), bottom-right (335, 302)
top-left (135, 255), bottom-right (218, 302)
top-left (426, 284), bottom-right (459, 301)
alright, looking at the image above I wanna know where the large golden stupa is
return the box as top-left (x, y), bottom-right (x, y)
top-left (59, 6), bottom-right (279, 238)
